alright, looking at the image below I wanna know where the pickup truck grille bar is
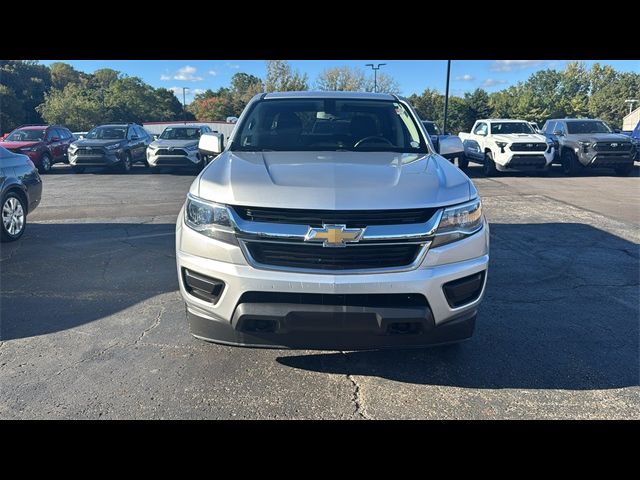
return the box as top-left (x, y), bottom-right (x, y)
top-left (232, 206), bottom-right (438, 227)
top-left (593, 142), bottom-right (632, 153)
top-left (510, 143), bottom-right (547, 152)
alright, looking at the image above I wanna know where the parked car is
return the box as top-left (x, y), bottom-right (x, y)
top-left (630, 121), bottom-right (640, 162)
top-left (0, 146), bottom-right (42, 242)
top-left (529, 122), bottom-right (542, 134)
top-left (459, 119), bottom-right (554, 176)
top-left (422, 120), bottom-right (467, 169)
top-left (67, 123), bottom-right (152, 173)
top-left (72, 132), bottom-right (88, 140)
top-left (0, 124), bottom-right (74, 173)
top-left (177, 91), bottom-right (489, 349)
top-left (542, 118), bottom-right (635, 176)
top-left (146, 124), bottom-right (213, 172)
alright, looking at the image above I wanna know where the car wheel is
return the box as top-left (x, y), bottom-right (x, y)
top-left (120, 152), bottom-right (132, 173)
top-left (1, 192), bottom-right (26, 242)
top-left (561, 149), bottom-right (581, 176)
top-left (457, 154), bottom-right (469, 170)
top-left (614, 163), bottom-right (633, 176)
top-left (72, 166), bottom-right (85, 174)
top-left (482, 151), bottom-right (498, 177)
top-left (38, 154), bottom-right (52, 174)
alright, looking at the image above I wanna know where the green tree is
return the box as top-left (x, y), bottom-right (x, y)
top-left (49, 62), bottom-right (86, 90)
top-left (316, 66), bottom-right (366, 91)
top-left (365, 72), bottom-right (400, 95)
top-left (0, 84), bottom-right (24, 133)
top-left (37, 83), bottom-right (103, 131)
top-left (230, 72), bottom-right (264, 114)
top-left (265, 60), bottom-right (308, 92)
top-left (187, 88), bottom-right (236, 121)
top-left (0, 60), bottom-right (51, 130)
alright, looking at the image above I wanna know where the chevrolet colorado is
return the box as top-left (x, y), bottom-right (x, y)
top-left (176, 91), bottom-right (489, 349)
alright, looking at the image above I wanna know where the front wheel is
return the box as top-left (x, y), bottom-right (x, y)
top-left (1, 192), bottom-right (27, 242)
top-left (561, 149), bottom-right (582, 176)
top-left (120, 152), bottom-right (132, 173)
top-left (457, 154), bottom-right (469, 170)
top-left (38, 154), bottom-right (52, 174)
top-left (482, 151), bottom-right (498, 177)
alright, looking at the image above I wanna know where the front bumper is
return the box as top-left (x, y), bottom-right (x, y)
top-left (176, 210), bottom-right (490, 349)
top-left (494, 149), bottom-right (554, 171)
top-left (578, 150), bottom-right (634, 168)
top-left (147, 149), bottom-right (200, 167)
top-left (69, 151), bottom-right (122, 167)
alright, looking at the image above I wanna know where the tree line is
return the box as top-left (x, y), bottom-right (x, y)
top-left (1, 60), bottom-right (637, 134)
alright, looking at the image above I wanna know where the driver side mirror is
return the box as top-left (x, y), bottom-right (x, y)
top-left (613, 128), bottom-right (621, 133)
top-left (553, 130), bottom-right (564, 136)
top-left (199, 132), bottom-right (225, 155)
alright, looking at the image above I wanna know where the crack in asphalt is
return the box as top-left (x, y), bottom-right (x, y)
top-left (340, 350), bottom-right (371, 419)
top-left (0, 241), bottom-right (22, 263)
top-left (135, 307), bottom-right (165, 345)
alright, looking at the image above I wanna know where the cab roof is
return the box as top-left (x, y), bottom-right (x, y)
top-left (263, 91), bottom-right (397, 101)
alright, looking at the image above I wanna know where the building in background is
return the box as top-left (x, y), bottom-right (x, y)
top-left (623, 107), bottom-right (640, 131)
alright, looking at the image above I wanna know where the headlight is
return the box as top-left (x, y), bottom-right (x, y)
top-left (105, 143), bottom-right (122, 150)
top-left (431, 198), bottom-right (483, 247)
top-left (578, 141), bottom-right (591, 152)
top-left (68, 145), bottom-right (77, 153)
top-left (495, 142), bottom-right (507, 153)
top-left (184, 194), bottom-right (236, 244)
top-left (185, 144), bottom-right (198, 151)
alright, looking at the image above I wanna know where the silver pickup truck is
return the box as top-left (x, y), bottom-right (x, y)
top-left (176, 91), bottom-right (489, 349)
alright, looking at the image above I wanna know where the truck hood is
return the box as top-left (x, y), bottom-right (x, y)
top-left (150, 139), bottom-right (198, 149)
top-left (0, 140), bottom-right (41, 150)
top-left (567, 133), bottom-right (633, 144)
top-left (492, 133), bottom-right (548, 144)
top-left (195, 151), bottom-right (472, 210)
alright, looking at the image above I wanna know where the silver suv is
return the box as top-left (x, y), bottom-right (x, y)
top-left (176, 91), bottom-right (489, 349)
top-left (147, 124), bottom-right (213, 171)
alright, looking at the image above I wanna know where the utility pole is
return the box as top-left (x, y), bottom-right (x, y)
top-left (443, 60), bottom-right (451, 135)
top-left (365, 63), bottom-right (386, 93)
top-left (182, 87), bottom-right (188, 123)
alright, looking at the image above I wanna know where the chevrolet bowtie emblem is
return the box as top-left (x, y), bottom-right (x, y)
top-left (305, 224), bottom-right (365, 247)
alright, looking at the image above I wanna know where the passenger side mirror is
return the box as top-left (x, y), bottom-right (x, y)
top-left (199, 132), bottom-right (225, 155)
top-left (553, 130), bottom-right (564, 136)
top-left (438, 136), bottom-right (464, 159)
top-left (613, 128), bottom-right (621, 133)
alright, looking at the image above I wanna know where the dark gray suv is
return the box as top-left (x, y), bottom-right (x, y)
top-left (67, 123), bottom-right (152, 173)
top-left (542, 119), bottom-right (635, 176)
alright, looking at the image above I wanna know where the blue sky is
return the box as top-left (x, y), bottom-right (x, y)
top-left (39, 59), bottom-right (639, 103)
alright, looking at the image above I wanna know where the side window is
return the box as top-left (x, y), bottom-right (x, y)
top-left (127, 127), bottom-right (136, 140)
top-left (45, 129), bottom-right (55, 141)
top-left (473, 123), bottom-right (487, 136)
top-left (55, 128), bottom-right (66, 140)
top-left (555, 122), bottom-right (566, 134)
top-left (135, 126), bottom-right (145, 138)
top-left (543, 121), bottom-right (554, 134)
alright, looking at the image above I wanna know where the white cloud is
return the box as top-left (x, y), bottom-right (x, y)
top-left (226, 62), bottom-right (240, 69)
top-left (481, 78), bottom-right (507, 87)
top-left (173, 65), bottom-right (203, 81)
top-left (208, 70), bottom-right (217, 76)
top-left (490, 60), bottom-right (545, 72)
top-left (455, 74), bottom-right (474, 81)
top-left (193, 88), bottom-right (205, 95)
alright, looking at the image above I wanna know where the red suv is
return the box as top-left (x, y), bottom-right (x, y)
top-left (0, 124), bottom-right (74, 173)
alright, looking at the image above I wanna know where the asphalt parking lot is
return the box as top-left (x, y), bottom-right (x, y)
top-left (1, 163), bottom-right (639, 419)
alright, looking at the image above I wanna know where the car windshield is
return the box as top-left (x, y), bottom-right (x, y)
top-left (566, 121), bottom-right (612, 134)
top-left (5, 129), bottom-right (46, 142)
top-left (159, 127), bottom-right (201, 140)
top-left (85, 126), bottom-right (126, 140)
top-left (422, 122), bottom-right (440, 135)
top-left (232, 98), bottom-right (428, 153)
top-left (491, 122), bottom-right (535, 134)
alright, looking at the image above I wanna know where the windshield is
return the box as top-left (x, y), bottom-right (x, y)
top-left (232, 99), bottom-right (428, 153)
top-left (5, 129), bottom-right (46, 142)
top-left (422, 122), bottom-right (440, 135)
top-left (85, 126), bottom-right (126, 140)
top-left (491, 122), bottom-right (535, 134)
top-left (566, 121), bottom-right (612, 134)
top-left (159, 127), bottom-right (201, 140)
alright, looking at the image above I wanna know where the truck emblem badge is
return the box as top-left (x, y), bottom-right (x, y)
top-left (611, 143), bottom-right (618, 148)
top-left (526, 144), bottom-right (533, 147)
top-left (305, 224), bottom-right (364, 247)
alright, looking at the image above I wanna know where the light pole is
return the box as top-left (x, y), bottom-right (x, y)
top-left (625, 99), bottom-right (638, 115)
top-left (365, 63), bottom-right (386, 93)
top-left (443, 60), bottom-right (451, 135)
top-left (182, 87), bottom-right (189, 123)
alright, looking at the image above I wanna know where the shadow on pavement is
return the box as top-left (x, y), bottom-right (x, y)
top-left (0, 223), bottom-right (178, 340)
top-left (278, 223), bottom-right (639, 390)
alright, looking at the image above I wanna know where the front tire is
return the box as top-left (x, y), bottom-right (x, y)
top-left (482, 151), bottom-right (498, 176)
top-left (1, 192), bottom-right (27, 242)
top-left (457, 154), bottom-right (469, 170)
top-left (120, 152), bottom-right (132, 173)
top-left (38, 153), bottom-right (52, 174)
top-left (561, 149), bottom-right (581, 176)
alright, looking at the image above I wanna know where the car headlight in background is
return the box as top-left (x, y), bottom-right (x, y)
top-left (431, 198), bottom-right (483, 247)
top-left (106, 143), bottom-right (122, 150)
top-left (185, 144), bottom-right (199, 151)
top-left (184, 194), bottom-right (236, 244)
top-left (495, 142), bottom-right (507, 153)
top-left (68, 144), bottom-right (77, 153)
top-left (577, 141), bottom-right (591, 152)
